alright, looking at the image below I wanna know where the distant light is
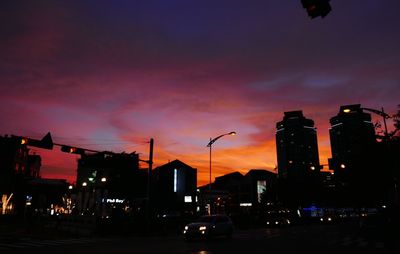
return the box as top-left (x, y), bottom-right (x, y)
top-left (82, 182), bottom-right (87, 187)
top-left (199, 226), bottom-right (207, 231)
top-left (184, 196), bottom-right (192, 203)
top-left (240, 203), bottom-right (252, 207)
top-left (382, 205), bottom-right (386, 209)
top-left (310, 166), bottom-right (315, 170)
top-left (229, 131), bottom-right (236, 136)
top-left (101, 177), bottom-right (107, 182)
top-left (68, 185), bottom-right (73, 190)
top-left (340, 164), bottom-right (346, 169)
top-left (343, 109), bottom-right (351, 113)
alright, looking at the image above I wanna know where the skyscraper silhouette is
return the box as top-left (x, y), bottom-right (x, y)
top-left (276, 110), bottom-right (320, 207)
top-left (328, 104), bottom-right (382, 206)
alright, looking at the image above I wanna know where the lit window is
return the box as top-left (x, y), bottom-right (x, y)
top-left (174, 168), bottom-right (177, 192)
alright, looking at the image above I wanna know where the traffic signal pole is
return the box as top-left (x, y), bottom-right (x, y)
top-left (147, 138), bottom-right (153, 216)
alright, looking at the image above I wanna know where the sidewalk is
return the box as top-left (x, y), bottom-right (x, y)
top-left (0, 216), bottom-right (77, 240)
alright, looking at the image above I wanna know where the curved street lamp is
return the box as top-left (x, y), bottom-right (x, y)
top-left (343, 106), bottom-right (392, 138)
top-left (206, 131), bottom-right (236, 194)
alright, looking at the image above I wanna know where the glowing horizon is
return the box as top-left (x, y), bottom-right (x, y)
top-left (1, 1), bottom-right (399, 187)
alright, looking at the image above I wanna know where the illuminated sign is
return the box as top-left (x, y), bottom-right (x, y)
top-left (104, 198), bottom-right (125, 203)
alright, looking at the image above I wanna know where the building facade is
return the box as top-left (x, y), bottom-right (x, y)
top-left (152, 159), bottom-right (197, 216)
top-left (76, 151), bottom-right (146, 217)
top-left (328, 104), bottom-right (383, 206)
top-left (275, 110), bottom-right (321, 207)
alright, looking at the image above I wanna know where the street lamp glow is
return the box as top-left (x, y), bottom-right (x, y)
top-left (207, 131), bottom-right (237, 214)
top-left (340, 164), bottom-right (346, 169)
top-left (101, 177), bottom-right (107, 182)
top-left (82, 182), bottom-right (87, 187)
top-left (68, 185), bottom-right (73, 190)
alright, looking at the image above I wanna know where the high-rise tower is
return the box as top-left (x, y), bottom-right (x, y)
top-left (276, 110), bottom-right (320, 180)
top-left (328, 104), bottom-right (380, 206)
top-left (276, 110), bottom-right (321, 207)
top-left (328, 104), bottom-right (376, 178)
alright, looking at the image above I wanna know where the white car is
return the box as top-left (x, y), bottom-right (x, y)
top-left (183, 214), bottom-right (234, 240)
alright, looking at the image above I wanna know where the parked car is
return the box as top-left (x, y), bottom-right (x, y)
top-left (183, 214), bottom-right (234, 240)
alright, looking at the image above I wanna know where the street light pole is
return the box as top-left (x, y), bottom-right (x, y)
top-left (361, 107), bottom-right (392, 138)
top-left (206, 131), bottom-right (236, 214)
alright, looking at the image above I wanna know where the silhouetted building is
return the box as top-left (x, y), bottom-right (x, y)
top-left (0, 135), bottom-right (29, 179)
top-left (76, 151), bottom-right (145, 217)
top-left (328, 104), bottom-right (382, 206)
top-left (27, 155), bottom-right (41, 178)
top-left (319, 171), bottom-right (336, 206)
top-left (276, 110), bottom-right (320, 179)
top-left (243, 170), bottom-right (278, 204)
top-left (25, 178), bottom-right (69, 215)
top-left (152, 159), bottom-right (197, 216)
top-left (0, 135), bottom-right (34, 215)
top-left (201, 169), bottom-right (277, 216)
top-left (276, 110), bottom-right (320, 207)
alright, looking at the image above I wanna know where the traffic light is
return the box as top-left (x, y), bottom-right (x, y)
top-left (13, 132), bottom-right (54, 150)
top-left (301, 0), bottom-right (331, 19)
top-left (60, 145), bottom-right (85, 155)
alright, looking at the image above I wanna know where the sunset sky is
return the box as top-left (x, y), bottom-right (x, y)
top-left (1, 1), bottom-right (399, 186)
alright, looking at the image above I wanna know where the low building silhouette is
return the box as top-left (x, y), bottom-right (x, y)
top-left (152, 159), bottom-right (197, 217)
top-left (200, 169), bottom-right (277, 218)
top-left (76, 151), bottom-right (146, 217)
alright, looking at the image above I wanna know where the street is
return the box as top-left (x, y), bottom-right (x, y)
top-left (1, 222), bottom-right (398, 254)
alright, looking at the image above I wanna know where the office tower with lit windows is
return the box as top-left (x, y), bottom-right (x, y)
top-left (328, 104), bottom-right (382, 206)
top-left (276, 111), bottom-right (320, 207)
top-left (329, 104), bottom-right (376, 174)
top-left (276, 110), bottom-right (320, 180)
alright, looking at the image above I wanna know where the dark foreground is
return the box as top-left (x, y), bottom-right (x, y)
top-left (1, 216), bottom-right (399, 254)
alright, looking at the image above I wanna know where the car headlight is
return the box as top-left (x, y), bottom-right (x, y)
top-left (199, 226), bottom-right (207, 231)
top-left (184, 226), bottom-right (189, 230)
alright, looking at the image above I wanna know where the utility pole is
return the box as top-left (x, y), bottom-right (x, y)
top-left (147, 138), bottom-right (154, 212)
top-left (144, 138), bottom-right (154, 230)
